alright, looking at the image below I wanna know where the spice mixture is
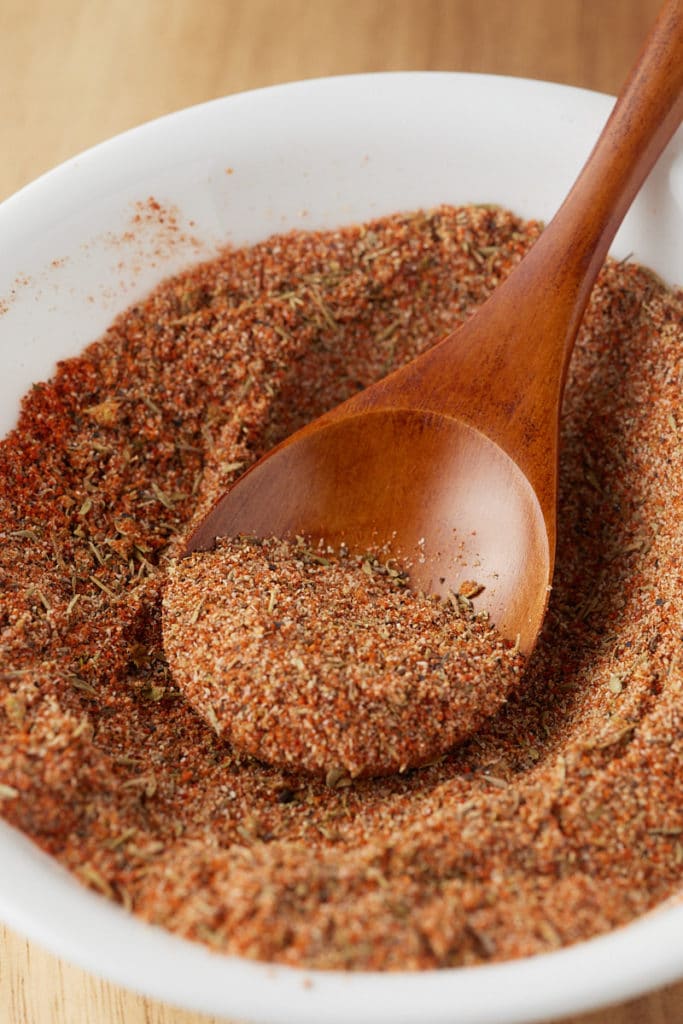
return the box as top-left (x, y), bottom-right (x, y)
top-left (163, 537), bottom-right (525, 779)
top-left (0, 205), bottom-right (681, 970)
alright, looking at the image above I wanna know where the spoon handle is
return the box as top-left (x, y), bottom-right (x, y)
top-left (525, 0), bottom-right (683, 355)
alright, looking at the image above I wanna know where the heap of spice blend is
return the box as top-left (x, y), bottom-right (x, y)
top-left (163, 536), bottom-right (525, 779)
top-left (0, 205), bottom-right (681, 971)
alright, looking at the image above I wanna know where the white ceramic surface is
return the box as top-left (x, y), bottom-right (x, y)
top-left (0, 73), bottom-right (681, 1024)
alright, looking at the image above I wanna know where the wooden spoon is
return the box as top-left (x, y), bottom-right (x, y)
top-left (186, 1), bottom-right (682, 662)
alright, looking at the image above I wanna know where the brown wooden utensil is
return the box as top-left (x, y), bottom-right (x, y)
top-left (186, 0), bottom-right (683, 659)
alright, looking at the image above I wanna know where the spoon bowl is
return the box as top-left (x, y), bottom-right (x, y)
top-left (187, 393), bottom-right (550, 654)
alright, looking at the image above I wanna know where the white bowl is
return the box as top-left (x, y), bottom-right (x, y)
top-left (0, 73), bottom-right (682, 1024)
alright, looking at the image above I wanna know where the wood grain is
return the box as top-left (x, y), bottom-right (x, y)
top-left (1, 1), bottom-right (681, 1022)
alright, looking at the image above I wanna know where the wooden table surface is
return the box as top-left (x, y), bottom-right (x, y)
top-left (1, 1), bottom-right (681, 1022)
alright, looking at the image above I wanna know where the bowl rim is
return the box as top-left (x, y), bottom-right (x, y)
top-left (0, 71), bottom-right (681, 1024)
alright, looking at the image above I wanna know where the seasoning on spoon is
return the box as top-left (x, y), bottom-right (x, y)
top-left (163, 536), bottom-right (525, 778)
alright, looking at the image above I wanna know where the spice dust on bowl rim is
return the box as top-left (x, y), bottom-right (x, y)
top-left (0, 73), bottom-right (682, 1024)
